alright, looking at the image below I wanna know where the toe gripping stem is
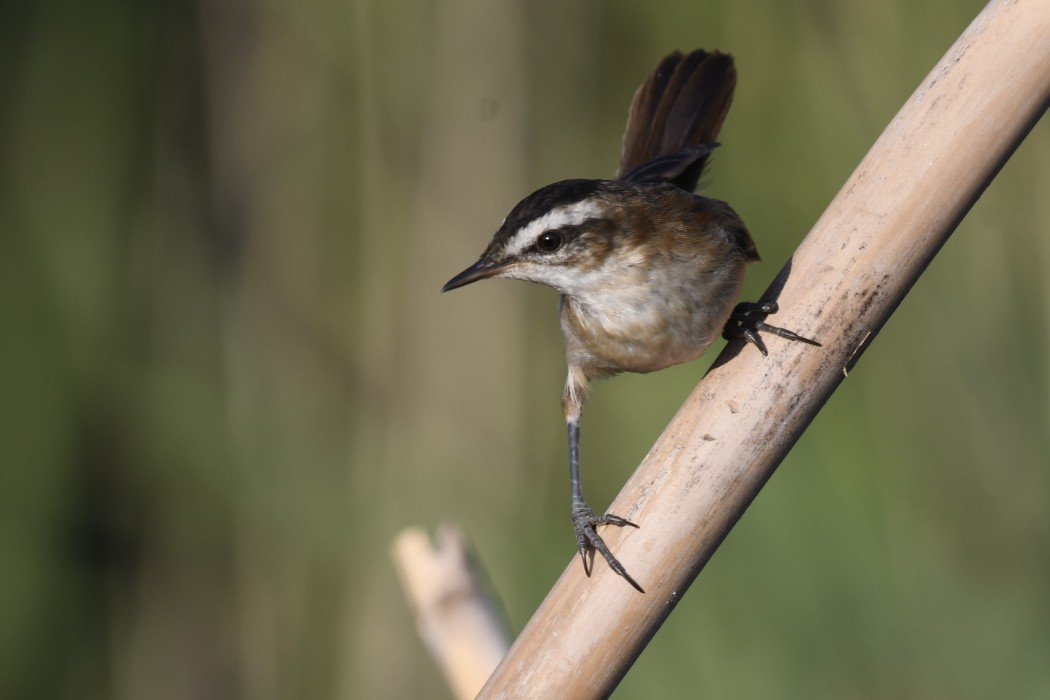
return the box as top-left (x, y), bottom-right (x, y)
top-left (572, 500), bottom-right (644, 593)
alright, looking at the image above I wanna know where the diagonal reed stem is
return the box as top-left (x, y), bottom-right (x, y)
top-left (478, 1), bottom-right (1050, 696)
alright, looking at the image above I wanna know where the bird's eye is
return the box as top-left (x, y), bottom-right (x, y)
top-left (536, 230), bottom-right (562, 253)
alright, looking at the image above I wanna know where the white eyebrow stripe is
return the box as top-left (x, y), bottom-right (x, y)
top-left (502, 199), bottom-right (605, 258)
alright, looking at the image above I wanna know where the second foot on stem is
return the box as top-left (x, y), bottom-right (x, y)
top-left (722, 300), bottom-right (821, 356)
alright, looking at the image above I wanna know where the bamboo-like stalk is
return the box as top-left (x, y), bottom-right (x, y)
top-left (391, 527), bottom-right (510, 700)
top-left (478, 0), bottom-right (1050, 697)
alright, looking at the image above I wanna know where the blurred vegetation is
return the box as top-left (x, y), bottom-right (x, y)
top-left (1, 0), bottom-right (1047, 698)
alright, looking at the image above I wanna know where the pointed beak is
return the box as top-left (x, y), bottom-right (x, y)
top-left (441, 258), bottom-right (509, 292)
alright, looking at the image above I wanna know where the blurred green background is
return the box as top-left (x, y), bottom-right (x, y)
top-left (2, 0), bottom-right (1047, 697)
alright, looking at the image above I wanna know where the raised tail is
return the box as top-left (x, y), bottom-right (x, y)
top-left (617, 50), bottom-right (736, 192)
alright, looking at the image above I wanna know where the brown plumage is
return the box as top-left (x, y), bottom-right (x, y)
top-left (443, 49), bottom-right (817, 592)
top-left (619, 50), bottom-right (736, 189)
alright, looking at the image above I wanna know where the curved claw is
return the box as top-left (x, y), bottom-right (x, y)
top-left (572, 504), bottom-right (644, 593)
top-left (754, 321), bottom-right (821, 347)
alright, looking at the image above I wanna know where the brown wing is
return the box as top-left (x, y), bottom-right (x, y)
top-left (617, 50), bottom-right (736, 192)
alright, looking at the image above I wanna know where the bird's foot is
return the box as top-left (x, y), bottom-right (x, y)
top-left (723, 301), bottom-right (821, 356)
top-left (572, 501), bottom-right (644, 592)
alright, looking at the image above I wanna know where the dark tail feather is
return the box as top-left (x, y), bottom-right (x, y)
top-left (617, 50), bottom-right (736, 192)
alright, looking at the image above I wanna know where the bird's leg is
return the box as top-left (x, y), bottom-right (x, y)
top-left (723, 300), bottom-right (821, 356)
top-left (564, 378), bottom-right (644, 593)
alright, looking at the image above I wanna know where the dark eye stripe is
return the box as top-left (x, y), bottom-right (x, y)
top-left (527, 221), bottom-right (601, 255)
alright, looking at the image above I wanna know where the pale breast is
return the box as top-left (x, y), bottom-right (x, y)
top-left (561, 251), bottom-right (747, 378)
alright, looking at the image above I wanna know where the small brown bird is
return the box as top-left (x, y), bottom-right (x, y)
top-left (443, 49), bottom-right (818, 592)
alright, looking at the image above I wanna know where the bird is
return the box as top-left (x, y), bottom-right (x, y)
top-left (442, 49), bottom-right (819, 592)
